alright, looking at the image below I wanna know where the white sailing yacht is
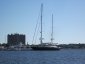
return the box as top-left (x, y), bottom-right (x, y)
top-left (31, 4), bottom-right (60, 50)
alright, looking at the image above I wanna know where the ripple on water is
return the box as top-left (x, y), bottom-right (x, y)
top-left (0, 49), bottom-right (85, 64)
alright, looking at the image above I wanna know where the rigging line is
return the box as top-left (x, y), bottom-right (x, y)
top-left (34, 18), bottom-right (41, 44)
top-left (32, 9), bottom-right (41, 44)
top-left (34, 4), bottom-right (43, 44)
top-left (34, 5), bottom-right (42, 44)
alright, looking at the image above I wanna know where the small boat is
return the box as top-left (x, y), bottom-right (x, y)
top-left (31, 4), bottom-right (60, 50)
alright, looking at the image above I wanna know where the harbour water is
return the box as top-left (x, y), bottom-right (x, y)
top-left (0, 49), bottom-right (85, 64)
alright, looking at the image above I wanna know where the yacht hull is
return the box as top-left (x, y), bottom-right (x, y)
top-left (31, 46), bottom-right (60, 50)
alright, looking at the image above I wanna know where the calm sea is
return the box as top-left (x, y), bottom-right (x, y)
top-left (0, 49), bottom-right (85, 64)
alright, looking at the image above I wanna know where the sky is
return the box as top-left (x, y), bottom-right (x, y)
top-left (0, 0), bottom-right (85, 44)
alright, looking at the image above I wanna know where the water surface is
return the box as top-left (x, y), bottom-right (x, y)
top-left (0, 49), bottom-right (85, 64)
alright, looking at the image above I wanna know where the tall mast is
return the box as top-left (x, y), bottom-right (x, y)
top-left (40, 4), bottom-right (43, 44)
top-left (51, 14), bottom-right (53, 43)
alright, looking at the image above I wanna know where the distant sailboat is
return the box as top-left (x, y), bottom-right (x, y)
top-left (31, 4), bottom-right (60, 50)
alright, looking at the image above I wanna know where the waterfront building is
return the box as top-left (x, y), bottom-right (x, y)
top-left (7, 33), bottom-right (25, 46)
